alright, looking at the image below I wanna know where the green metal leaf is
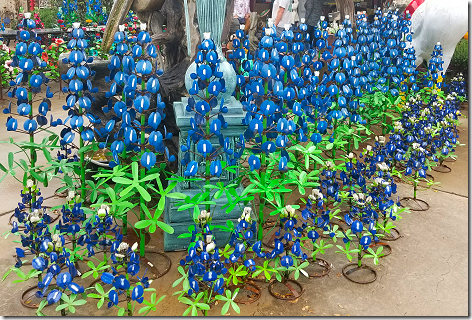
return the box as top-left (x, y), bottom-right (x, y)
top-left (156, 221), bottom-right (174, 234)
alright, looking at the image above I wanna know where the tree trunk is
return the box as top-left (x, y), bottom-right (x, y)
top-left (221, 0), bottom-right (235, 44)
top-left (335, 0), bottom-right (355, 27)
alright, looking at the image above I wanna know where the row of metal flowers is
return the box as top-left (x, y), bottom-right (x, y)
top-left (1, 6), bottom-right (467, 316)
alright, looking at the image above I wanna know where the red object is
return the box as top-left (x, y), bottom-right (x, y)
top-left (404, 0), bottom-right (426, 18)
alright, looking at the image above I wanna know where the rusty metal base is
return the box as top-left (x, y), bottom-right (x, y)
top-left (306, 258), bottom-right (331, 278)
top-left (231, 282), bottom-right (262, 305)
top-left (141, 249), bottom-right (172, 279)
top-left (268, 279), bottom-right (304, 301)
top-left (379, 227), bottom-right (401, 241)
top-left (400, 197), bottom-right (430, 211)
top-left (54, 187), bottom-right (68, 198)
top-left (443, 156), bottom-right (457, 163)
top-left (432, 164), bottom-right (452, 173)
top-left (21, 286), bottom-right (53, 309)
top-left (342, 263), bottom-right (377, 284)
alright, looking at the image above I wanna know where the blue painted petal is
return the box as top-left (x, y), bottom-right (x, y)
top-left (47, 289), bottom-right (62, 305)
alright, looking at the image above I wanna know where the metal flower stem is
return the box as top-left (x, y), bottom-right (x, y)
top-left (122, 88), bottom-right (128, 236)
top-left (126, 270), bottom-right (132, 316)
top-left (313, 101), bottom-right (319, 172)
top-left (357, 241), bottom-right (362, 267)
top-left (257, 82), bottom-right (269, 240)
top-left (413, 172), bottom-right (418, 199)
top-left (382, 79), bottom-right (390, 136)
top-left (347, 117), bottom-right (352, 154)
top-left (60, 296), bottom-right (66, 316)
top-left (27, 79), bottom-right (37, 203)
top-left (205, 87), bottom-right (210, 212)
top-left (139, 107), bottom-right (146, 257)
top-left (332, 118), bottom-right (338, 159)
top-left (78, 95), bottom-right (86, 202)
top-left (258, 117), bottom-right (268, 241)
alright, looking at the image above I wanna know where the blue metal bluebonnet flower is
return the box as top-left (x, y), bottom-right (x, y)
top-left (182, 36), bottom-right (244, 179)
top-left (179, 232), bottom-right (227, 296)
top-left (4, 14), bottom-right (54, 135)
top-left (58, 23), bottom-right (102, 154)
top-left (104, 25), bottom-right (174, 169)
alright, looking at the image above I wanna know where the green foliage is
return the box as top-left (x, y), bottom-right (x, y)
top-left (41, 39), bottom-right (68, 80)
top-left (0, 42), bottom-right (19, 87)
top-left (39, 8), bottom-right (58, 28)
top-left (451, 39), bottom-right (468, 73)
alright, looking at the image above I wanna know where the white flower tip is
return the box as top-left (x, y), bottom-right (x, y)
top-left (140, 23), bottom-right (147, 31)
top-left (406, 10), bottom-right (409, 14)
top-left (345, 15), bottom-right (349, 19)
top-left (300, 18), bottom-right (305, 23)
top-left (284, 24), bottom-right (291, 31)
top-left (119, 24), bottom-right (125, 32)
top-left (240, 24), bottom-right (245, 30)
top-left (24, 13), bottom-right (31, 19)
top-left (206, 242), bottom-right (216, 252)
top-left (265, 28), bottom-right (272, 36)
top-left (314, 71), bottom-right (320, 76)
top-left (131, 242), bottom-right (138, 251)
top-left (320, 16), bottom-right (325, 21)
top-left (437, 42), bottom-right (441, 46)
top-left (203, 32), bottom-right (211, 40)
top-left (72, 22), bottom-right (80, 28)
top-left (26, 179), bottom-right (33, 188)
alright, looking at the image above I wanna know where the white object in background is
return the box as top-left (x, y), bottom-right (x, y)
top-left (408, 0), bottom-right (468, 72)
